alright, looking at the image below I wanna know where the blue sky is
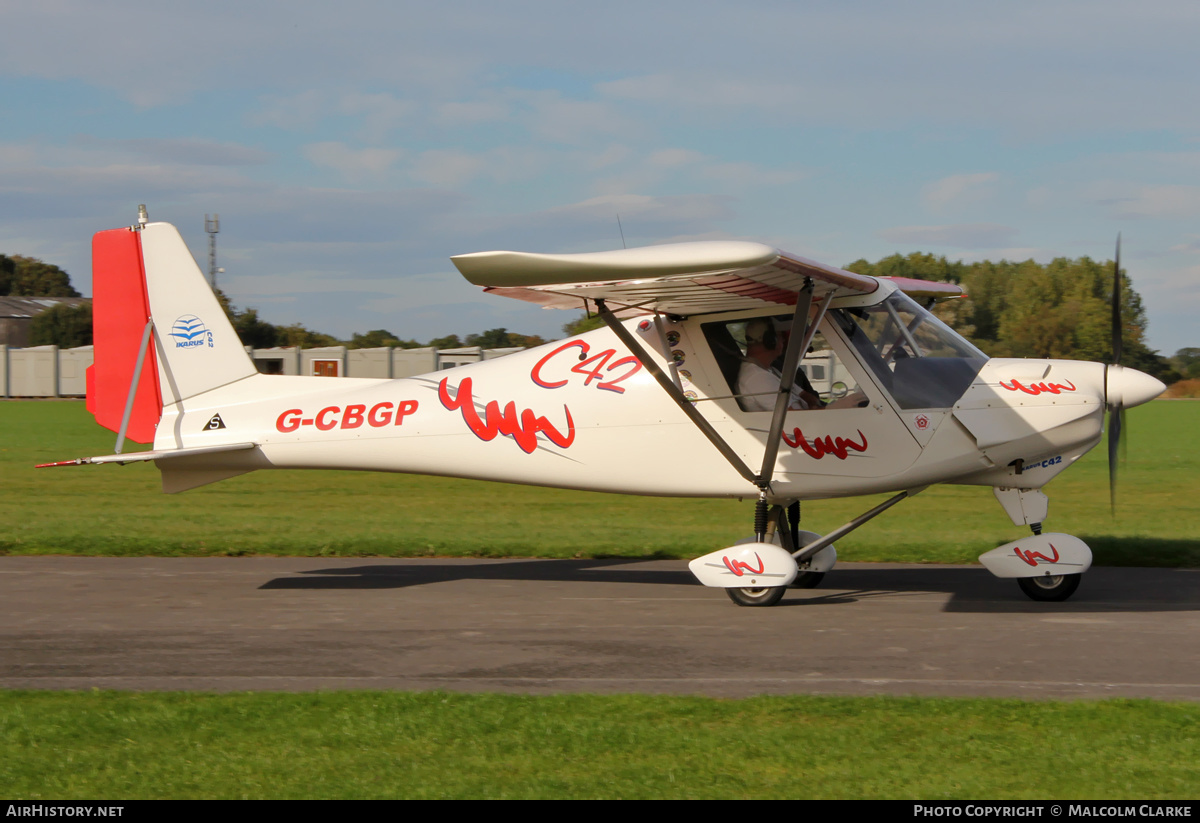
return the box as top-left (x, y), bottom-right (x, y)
top-left (2, 1), bottom-right (1198, 355)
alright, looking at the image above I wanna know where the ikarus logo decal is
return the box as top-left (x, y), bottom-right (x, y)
top-left (170, 315), bottom-right (213, 349)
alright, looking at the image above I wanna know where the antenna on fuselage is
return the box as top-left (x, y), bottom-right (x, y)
top-left (616, 213), bottom-right (627, 249)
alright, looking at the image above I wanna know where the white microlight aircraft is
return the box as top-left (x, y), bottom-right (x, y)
top-left (41, 208), bottom-right (1166, 606)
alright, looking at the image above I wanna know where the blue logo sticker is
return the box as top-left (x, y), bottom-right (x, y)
top-left (170, 315), bottom-right (213, 349)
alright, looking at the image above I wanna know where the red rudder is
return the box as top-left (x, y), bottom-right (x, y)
top-left (88, 228), bottom-right (162, 443)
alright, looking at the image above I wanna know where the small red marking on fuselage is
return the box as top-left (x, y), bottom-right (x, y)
top-left (1014, 544), bottom-right (1060, 567)
top-left (722, 553), bottom-right (765, 577)
top-left (782, 428), bottom-right (868, 460)
top-left (439, 376), bottom-right (574, 454)
top-left (1000, 379), bottom-right (1077, 396)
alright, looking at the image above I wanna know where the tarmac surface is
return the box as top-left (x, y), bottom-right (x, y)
top-left (1, 557), bottom-right (1197, 700)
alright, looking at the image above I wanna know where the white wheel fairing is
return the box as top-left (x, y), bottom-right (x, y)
top-left (688, 542), bottom-right (798, 589)
top-left (979, 533), bottom-right (1092, 579)
top-left (733, 531), bottom-right (838, 573)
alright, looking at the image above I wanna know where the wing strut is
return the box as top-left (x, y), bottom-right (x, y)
top-left (595, 299), bottom-right (760, 488)
top-left (757, 284), bottom-right (834, 488)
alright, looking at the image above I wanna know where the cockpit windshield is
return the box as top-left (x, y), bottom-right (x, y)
top-left (832, 291), bottom-right (987, 409)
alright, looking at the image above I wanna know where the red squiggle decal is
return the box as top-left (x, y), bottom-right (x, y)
top-left (782, 428), bottom-right (868, 460)
top-left (722, 553), bottom-right (765, 577)
top-left (1014, 544), bottom-right (1060, 567)
top-left (439, 377), bottom-right (575, 454)
top-left (1000, 379), bottom-right (1077, 396)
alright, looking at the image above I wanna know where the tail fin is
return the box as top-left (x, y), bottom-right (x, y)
top-left (88, 222), bottom-right (256, 444)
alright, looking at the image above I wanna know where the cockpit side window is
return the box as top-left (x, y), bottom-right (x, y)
top-left (701, 315), bottom-right (866, 412)
top-left (831, 292), bottom-right (987, 409)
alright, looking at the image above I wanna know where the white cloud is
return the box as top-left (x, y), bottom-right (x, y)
top-left (700, 162), bottom-right (805, 188)
top-left (517, 90), bottom-right (635, 145)
top-left (1100, 185), bottom-right (1200, 219)
top-left (79, 138), bottom-right (271, 167)
top-left (436, 100), bottom-right (511, 126)
top-left (533, 193), bottom-right (736, 238)
top-left (922, 173), bottom-right (999, 212)
top-left (647, 148), bottom-right (705, 168)
top-left (1168, 237), bottom-right (1200, 254)
top-left (250, 90), bottom-right (330, 130)
top-left (596, 73), bottom-right (791, 110)
top-left (877, 223), bottom-right (1018, 248)
top-left (584, 145), bottom-right (634, 171)
top-left (338, 92), bottom-right (415, 142)
top-left (304, 143), bottom-right (404, 179)
top-left (409, 150), bottom-right (488, 188)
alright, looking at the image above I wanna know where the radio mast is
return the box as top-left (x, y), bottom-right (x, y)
top-left (205, 213), bottom-right (220, 290)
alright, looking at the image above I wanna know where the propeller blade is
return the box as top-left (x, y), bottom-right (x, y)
top-left (1108, 235), bottom-right (1125, 513)
top-left (1108, 402), bottom-right (1122, 514)
top-left (1111, 234), bottom-right (1123, 367)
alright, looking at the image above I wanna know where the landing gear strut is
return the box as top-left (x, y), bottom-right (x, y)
top-left (726, 499), bottom-right (825, 606)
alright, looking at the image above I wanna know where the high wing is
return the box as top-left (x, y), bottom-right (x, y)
top-left (451, 240), bottom-right (962, 315)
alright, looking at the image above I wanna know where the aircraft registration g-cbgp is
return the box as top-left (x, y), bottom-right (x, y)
top-left (41, 208), bottom-right (1165, 606)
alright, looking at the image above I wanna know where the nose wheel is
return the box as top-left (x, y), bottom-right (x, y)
top-left (726, 585), bottom-right (787, 607)
top-left (1018, 573), bottom-right (1081, 602)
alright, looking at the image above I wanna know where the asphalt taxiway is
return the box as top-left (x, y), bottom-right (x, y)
top-left (1, 557), bottom-right (1196, 699)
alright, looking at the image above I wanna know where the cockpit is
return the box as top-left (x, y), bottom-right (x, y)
top-left (702, 288), bottom-right (987, 413)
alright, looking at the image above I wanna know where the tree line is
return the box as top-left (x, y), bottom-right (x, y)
top-left (844, 251), bottom-right (1182, 382)
top-left (210, 288), bottom-right (547, 351)
top-left (1, 254), bottom-right (79, 298)
top-left (9, 250), bottom-right (1191, 382)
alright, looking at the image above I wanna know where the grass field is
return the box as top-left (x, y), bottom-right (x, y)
top-left (1, 399), bottom-right (1196, 566)
top-left (2, 691), bottom-right (1197, 799)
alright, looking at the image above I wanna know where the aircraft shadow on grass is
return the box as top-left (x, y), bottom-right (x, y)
top-left (259, 560), bottom-right (1200, 614)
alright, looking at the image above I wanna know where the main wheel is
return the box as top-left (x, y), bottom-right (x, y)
top-left (726, 586), bottom-right (787, 607)
top-left (1018, 573), bottom-right (1081, 602)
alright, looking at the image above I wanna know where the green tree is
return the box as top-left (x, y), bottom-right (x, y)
top-left (277, 323), bottom-right (341, 348)
top-left (428, 334), bottom-right (462, 349)
top-left (466, 328), bottom-right (514, 348)
top-left (845, 251), bottom-right (965, 283)
top-left (1171, 348), bottom-right (1200, 379)
top-left (232, 307), bottom-right (281, 349)
top-left (562, 314), bottom-right (605, 336)
top-left (29, 302), bottom-right (92, 347)
top-left (506, 332), bottom-right (546, 348)
top-left (350, 329), bottom-right (402, 349)
top-left (0, 255), bottom-right (80, 297)
top-left (846, 250), bottom-right (1173, 379)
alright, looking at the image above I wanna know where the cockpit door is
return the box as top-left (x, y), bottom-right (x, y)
top-left (683, 311), bottom-right (923, 487)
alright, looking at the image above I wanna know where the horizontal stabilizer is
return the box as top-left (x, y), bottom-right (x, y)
top-left (36, 442), bottom-right (257, 468)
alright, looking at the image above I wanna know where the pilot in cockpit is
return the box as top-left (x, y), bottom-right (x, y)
top-left (736, 318), bottom-right (824, 412)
